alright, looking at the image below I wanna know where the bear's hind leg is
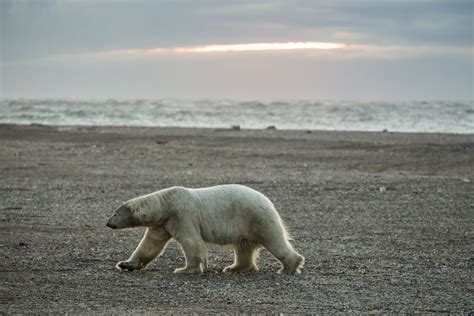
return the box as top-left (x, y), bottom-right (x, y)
top-left (174, 238), bottom-right (208, 274)
top-left (223, 240), bottom-right (261, 273)
top-left (261, 236), bottom-right (304, 275)
top-left (278, 252), bottom-right (304, 275)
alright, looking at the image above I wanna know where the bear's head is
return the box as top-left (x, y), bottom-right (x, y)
top-left (106, 204), bottom-right (140, 229)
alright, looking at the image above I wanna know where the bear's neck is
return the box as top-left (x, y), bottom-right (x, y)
top-left (128, 192), bottom-right (167, 227)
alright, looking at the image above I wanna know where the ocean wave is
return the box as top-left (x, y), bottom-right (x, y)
top-left (0, 98), bottom-right (473, 133)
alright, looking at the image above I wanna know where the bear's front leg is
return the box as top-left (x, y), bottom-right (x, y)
top-left (174, 238), bottom-right (208, 274)
top-left (116, 260), bottom-right (144, 271)
top-left (116, 227), bottom-right (171, 272)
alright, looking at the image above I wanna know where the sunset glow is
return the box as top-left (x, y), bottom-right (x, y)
top-left (173, 42), bottom-right (345, 53)
top-left (55, 41), bottom-right (346, 60)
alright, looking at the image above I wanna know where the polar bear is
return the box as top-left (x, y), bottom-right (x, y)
top-left (106, 184), bottom-right (304, 275)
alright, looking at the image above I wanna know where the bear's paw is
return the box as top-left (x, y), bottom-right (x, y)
top-left (116, 260), bottom-right (142, 271)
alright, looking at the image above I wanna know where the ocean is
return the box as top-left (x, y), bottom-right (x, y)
top-left (0, 98), bottom-right (473, 134)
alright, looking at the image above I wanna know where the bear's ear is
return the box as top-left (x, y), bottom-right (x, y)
top-left (115, 203), bottom-right (132, 216)
top-left (122, 203), bottom-right (132, 211)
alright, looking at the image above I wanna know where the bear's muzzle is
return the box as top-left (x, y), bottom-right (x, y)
top-left (106, 221), bottom-right (117, 229)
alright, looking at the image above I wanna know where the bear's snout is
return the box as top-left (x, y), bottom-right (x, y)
top-left (106, 221), bottom-right (117, 229)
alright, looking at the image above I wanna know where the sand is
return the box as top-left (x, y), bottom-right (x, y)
top-left (1, 123), bottom-right (472, 313)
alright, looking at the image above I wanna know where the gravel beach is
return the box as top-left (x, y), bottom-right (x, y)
top-left (1, 124), bottom-right (472, 313)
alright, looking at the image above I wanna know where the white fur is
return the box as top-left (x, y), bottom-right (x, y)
top-left (110, 184), bottom-right (304, 274)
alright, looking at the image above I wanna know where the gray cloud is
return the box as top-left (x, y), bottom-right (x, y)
top-left (1, 0), bottom-right (472, 62)
top-left (1, 0), bottom-right (472, 99)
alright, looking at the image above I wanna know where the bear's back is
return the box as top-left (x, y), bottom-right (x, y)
top-left (193, 184), bottom-right (272, 209)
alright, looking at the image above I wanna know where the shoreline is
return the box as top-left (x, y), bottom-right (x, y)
top-left (1, 122), bottom-right (473, 136)
top-left (1, 123), bottom-right (472, 313)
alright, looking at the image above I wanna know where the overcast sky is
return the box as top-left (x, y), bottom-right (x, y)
top-left (1, 0), bottom-right (473, 100)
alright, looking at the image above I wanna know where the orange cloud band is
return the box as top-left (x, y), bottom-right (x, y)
top-left (49, 41), bottom-right (346, 61)
top-left (174, 42), bottom-right (345, 53)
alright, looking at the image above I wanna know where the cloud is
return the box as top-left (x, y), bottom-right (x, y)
top-left (1, 0), bottom-right (472, 63)
top-left (1, 0), bottom-right (472, 100)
